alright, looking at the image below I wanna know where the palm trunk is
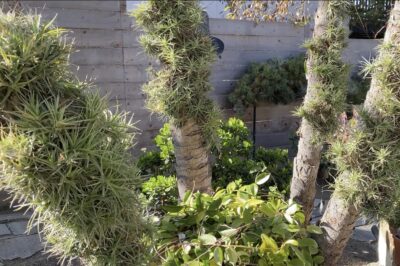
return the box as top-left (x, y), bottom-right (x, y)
top-left (317, 2), bottom-right (400, 264)
top-left (290, 1), bottom-right (347, 223)
top-left (171, 120), bottom-right (212, 199)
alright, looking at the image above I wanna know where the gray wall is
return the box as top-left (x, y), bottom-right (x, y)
top-left (8, 1), bottom-right (380, 152)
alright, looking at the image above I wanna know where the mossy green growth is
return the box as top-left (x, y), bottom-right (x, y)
top-left (0, 12), bottom-right (151, 265)
top-left (132, 0), bottom-right (219, 142)
top-left (296, 0), bottom-right (351, 140)
top-left (229, 54), bottom-right (307, 114)
top-left (332, 38), bottom-right (400, 227)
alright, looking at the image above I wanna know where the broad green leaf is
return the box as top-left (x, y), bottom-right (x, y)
top-left (246, 183), bottom-right (258, 196)
top-left (255, 173), bottom-right (271, 185)
top-left (285, 204), bottom-right (298, 215)
top-left (291, 246), bottom-right (306, 264)
top-left (313, 255), bottom-right (324, 264)
top-left (298, 238), bottom-right (318, 249)
top-left (220, 228), bottom-right (237, 238)
top-left (225, 248), bottom-right (238, 264)
top-left (258, 258), bottom-right (269, 266)
top-left (161, 222), bottom-right (178, 232)
top-left (208, 198), bottom-right (222, 211)
top-left (213, 247), bottom-right (224, 265)
top-left (246, 199), bottom-right (264, 207)
top-left (260, 234), bottom-right (278, 253)
top-left (186, 261), bottom-right (203, 266)
top-left (199, 234), bottom-right (217, 245)
top-left (195, 210), bottom-right (206, 224)
top-left (306, 225), bottom-right (323, 234)
top-left (287, 258), bottom-right (304, 266)
top-left (226, 182), bottom-right (237, 193)
top-left (162, 205), bottom-right (184, 212)
top-left (284, 213), bottom-right (293, 223)
top-left (283, 239), bottom-right (299, 247)
top-left (260, 203), bottom-right (276, 217)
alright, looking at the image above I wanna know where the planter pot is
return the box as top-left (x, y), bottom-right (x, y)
top-left (378, 220), bottom-right (400, 265)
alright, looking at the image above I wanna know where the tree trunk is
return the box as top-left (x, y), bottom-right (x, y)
top-left (290, 1), bottom-right (333, 223)
top-left (171, 119), bottom-right (213, 199)
top-left (317, 2), bottom-right (400, 264)
top-left (316, 172), bottom-right (359, 266)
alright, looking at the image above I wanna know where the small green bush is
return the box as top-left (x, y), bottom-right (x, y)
top-left (138, 124), bottom-right (175, 176)
top-left (137, 118), bottom-right (293, 193)
top-left (228, 54), bottom-right (307, 114)
top-left (0, 12), bottom-right (150, 265)
top-left (155, 180), bottom-right (323, 265)
top-left (255, 147), bottom-right (293, 192)
top-left (141, 175), bottom-right (178, 214)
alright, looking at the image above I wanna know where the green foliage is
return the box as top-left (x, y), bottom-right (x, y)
top-left (133, 0), bottom-right (219, 142)
top-left (155, 181), bottom-right (323, 265)
top-left (349, 0), bottom-right (394, 39)
top-left (141, 175), bottom-right (178, 214)
top-left (229, 54), bottom-right (307, 114)
top-left (255, 147), bottom-right (293, 192)
top-left (138, 118), bottom-right (293, 193)
top-left (138, 123), bottom-right (175, 176)
top-left (296, 0), bottom-right (350, 141)
top-left (332, 34), bottom-right (400, 227)
top-left (0, 12), bottom-right (150, 265)
top-left (216, 117), bottom-right (253, 157)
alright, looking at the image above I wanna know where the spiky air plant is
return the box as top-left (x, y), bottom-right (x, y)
top-left (317, 2), bottom-right (400, 264)
top-left (290, 0), bottom-right (350, 223)
top-left (133, 0), bottom-right (219, 199)
top-left (0, 11), bottom-right (151, 265)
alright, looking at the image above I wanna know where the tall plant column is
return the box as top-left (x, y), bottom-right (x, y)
top-left (133, 0), bottom-right (218, 199)
top-left (317, 1), bottom-right (400, 264)
top-left (290, 0), bottom-right (350, 223)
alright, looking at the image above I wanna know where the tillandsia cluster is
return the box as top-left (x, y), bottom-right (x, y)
top-left (296, 0), bottom-right (351, 141)
top-left (132, 0), bottom-right (219, 143)
top-left (0, 11), bottom-right (151, 265)
top-left (133, 0), bottom-right (219, 199)
top-left (332, 7), bottom-right (400, 227)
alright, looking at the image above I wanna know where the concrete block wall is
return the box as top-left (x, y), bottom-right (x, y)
top-left (3, 0), bottom-right (380, 152)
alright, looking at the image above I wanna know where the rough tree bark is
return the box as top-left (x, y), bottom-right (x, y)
top-left (171, 120), bottom-right (213, 199)
top-left (290, 1), bottom-right (347, 223)
top-left (317, 2), bottom-right (400, 265)
top-left (133, 0), bottom-right (217, 200)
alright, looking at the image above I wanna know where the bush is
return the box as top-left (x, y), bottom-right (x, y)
top-left (228, 54), bottom-right (307, 114)
top-left (255, 147), bottom-right (293, 192)
top-left (0, 12), bottom-right (150, 265)
top-left (155, 180), bottom-right (323, 265)
top-left (138, 118), bottom-right (293, 193)
top-left (141, 175), bottom-right (178, 215)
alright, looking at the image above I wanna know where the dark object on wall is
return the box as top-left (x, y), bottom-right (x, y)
top-left (349, 0), bottom-right (395, 39)
top-left (201, 11), bottom-right (224, 55)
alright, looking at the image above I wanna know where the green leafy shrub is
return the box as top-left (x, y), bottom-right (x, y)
top-left (141, 175), bottom-right (178, 214)
top-left (138, 118), bottom-right (293, 193)
top-left (228, 54), bottom-right (307, 114)
top-left (0, 12), bottom-right (150, 265)
top-left (255, 147), bottom-right (293, 192)
top-left (349, 0), bottom-right (394, 39)
top-left (155, 180), bottom-right (323, 265)
top-left (138, 124), bottom-right (175, 176)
